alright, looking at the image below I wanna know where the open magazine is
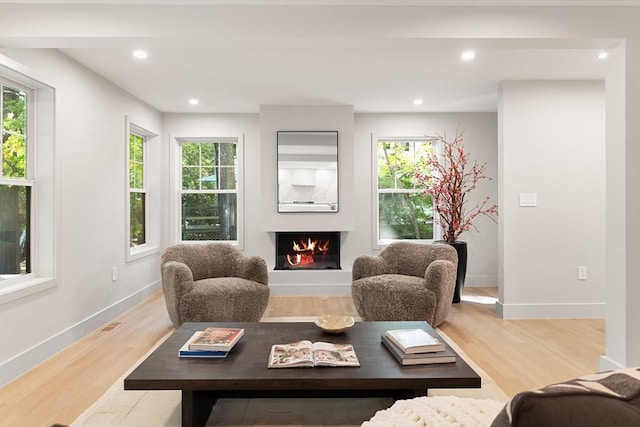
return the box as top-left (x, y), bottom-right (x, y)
top-left (268, 340), bottom-right (360, 368)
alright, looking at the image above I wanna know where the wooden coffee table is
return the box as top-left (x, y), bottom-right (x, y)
top-left (124, 321), bottom-right (480, 427)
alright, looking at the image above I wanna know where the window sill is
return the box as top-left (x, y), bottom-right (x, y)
top-left (0, 277), bottom-right (56, 305)
top-left (127, 244), bottom-right (160, 262)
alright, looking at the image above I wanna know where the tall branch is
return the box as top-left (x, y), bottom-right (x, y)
top-left (414, 126), bottom-right (498, 243)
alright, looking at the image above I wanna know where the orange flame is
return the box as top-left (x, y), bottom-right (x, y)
top-left (286, 237), bottom-right (330, 267)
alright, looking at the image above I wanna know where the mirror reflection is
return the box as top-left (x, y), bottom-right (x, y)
top-left (277, 131), bottom-right (338, 213)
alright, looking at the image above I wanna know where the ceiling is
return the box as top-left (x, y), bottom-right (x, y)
top-left (0, 1), bottom-right (630, 113)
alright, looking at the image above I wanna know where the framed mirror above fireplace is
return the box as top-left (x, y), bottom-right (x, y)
top-left (277, 131), bottom-right (338, 213)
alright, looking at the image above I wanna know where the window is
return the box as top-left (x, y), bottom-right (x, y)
top-left (375, 137), bottom-right (434, 244)
top-left (125, 118), bottom-right (159, 261)
top-left (0, 81), bottom-right (30, 277)
top-left (129, 131), bottom-right (146, 247)
top-left (0, 54), bottom-right (55, 303)
top-left (179, 139), bottom-right (239, 243)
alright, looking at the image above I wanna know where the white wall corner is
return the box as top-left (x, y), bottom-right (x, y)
top-left (494, 301), bottom-right (504, 318)
top-left (599, 355), bottom-right (626, 372)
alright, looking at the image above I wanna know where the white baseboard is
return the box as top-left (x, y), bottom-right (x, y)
top-left (268, 268), bottom-right (352, 296)
top-left (269, 283), bottom-right (352, 296)
top-left (464, 275), bottom-right (498, 287)
top-left (267, 271), bottom-right (497, 295)
top-left (495, 301), bottom-right (605, 319)
top-left (0, 280), bottom-right (161, 387)
top-left (599, 355), bottom-right (626, 371)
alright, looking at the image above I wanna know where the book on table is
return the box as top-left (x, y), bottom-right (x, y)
top-left (382, 335), bottom-right (456, 365)
top-left (382, 328), bottom-right (445, 354)
top-left (179, 332), bottom-right (230, 358)
top-left (268, 340), bottom-right (360, 368)
top-left (188, 327), bottom-right (244, 352)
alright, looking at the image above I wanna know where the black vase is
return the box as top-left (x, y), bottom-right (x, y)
top-left (436, 240), bottom-right (467, 304)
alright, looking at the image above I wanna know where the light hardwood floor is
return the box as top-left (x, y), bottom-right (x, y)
top-left (0, 287), bottom-right (604, 427)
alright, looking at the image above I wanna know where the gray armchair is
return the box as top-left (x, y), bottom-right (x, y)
top-left (161, 243), bottom-right (269, 328)
top-left (351, 242), bottom-right (458, 327)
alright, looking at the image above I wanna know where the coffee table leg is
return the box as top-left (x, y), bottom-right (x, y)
top-left (182, 390), bottom-right (216, 427)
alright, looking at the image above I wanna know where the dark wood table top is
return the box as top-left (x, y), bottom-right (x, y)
top-left (124, 321), bottom-right (480, 394)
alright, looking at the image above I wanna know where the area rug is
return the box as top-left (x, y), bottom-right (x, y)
top-left (71, 318), bottom-right (508, 427)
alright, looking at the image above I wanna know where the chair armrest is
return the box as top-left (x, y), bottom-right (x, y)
top-left (353, 255), bottom-right (390, 281)
top-left (161, 261), bottom-right (195, 298)
top-left (424, 259), bottom-right (457, 299)
top-left (161, 261), bottom-right (195, 327)
top-left (239, 256), bottom-right (269, 285)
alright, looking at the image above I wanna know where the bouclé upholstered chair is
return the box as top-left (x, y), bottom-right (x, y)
top-left (351, 242), bottom-right (458, 327)
top-left (161, 243), bottom-right (270, 328)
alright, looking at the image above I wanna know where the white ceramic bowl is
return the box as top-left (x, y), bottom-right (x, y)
top-left (314, 314), bottom-right (355, 333)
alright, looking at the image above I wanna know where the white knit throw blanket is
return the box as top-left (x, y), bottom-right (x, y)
top-left (361, 396), bottom-right (505, 427)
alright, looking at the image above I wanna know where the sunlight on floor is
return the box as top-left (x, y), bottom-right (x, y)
top-left (461, 294), bottom-right (498, 305)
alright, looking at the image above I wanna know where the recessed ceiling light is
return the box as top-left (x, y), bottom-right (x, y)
top-left (413, 99), bottom-right (423, 106)
top-left (461, 51), bottom-right (476, 61)
top-left (188, 98), bottom-right (199, 105)
top-left (598, 51), bottom-right (608, 60)
top-left (133, 49), bottom-right (148, 59)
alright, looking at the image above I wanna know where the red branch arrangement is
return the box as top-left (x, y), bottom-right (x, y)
top-left (415, 127), bottom-right (498, 244)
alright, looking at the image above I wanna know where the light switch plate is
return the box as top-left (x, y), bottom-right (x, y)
top-left (520, 193), bottom-right (537, 207)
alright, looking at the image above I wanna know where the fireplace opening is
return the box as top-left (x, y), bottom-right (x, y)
top-left (275, 232), bottom-right (341, 270)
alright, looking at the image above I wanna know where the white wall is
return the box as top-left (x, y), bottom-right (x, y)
top-left (160, 113), bottom-right (262, 253)
top-left (259, 105), bottom-right (356, 233)
top-left (0, 49), bottom-right (163, 386)
top-left (161, 111), bottom-right (499, 296)
top-left (353, 113), bottom-right (499, 287)
top-left (497, 81), bottom-right (606, 319)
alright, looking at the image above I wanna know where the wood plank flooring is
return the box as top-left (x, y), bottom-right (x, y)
top-left (0, 287), bottom-right (605, 427)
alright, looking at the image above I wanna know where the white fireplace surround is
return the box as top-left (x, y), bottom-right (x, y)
top-left (268, 230), bottom-right (350, 296)
top-left (259, 105), bottom-right (356, 295)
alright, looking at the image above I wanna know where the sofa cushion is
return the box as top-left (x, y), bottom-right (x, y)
top-left (490, 367), bottom-right (640, 427)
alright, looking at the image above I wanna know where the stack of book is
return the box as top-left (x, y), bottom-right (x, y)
top-left (179, 327), bottom-right (244, 358)
top-left (382, 328), bottom-right (456, 366)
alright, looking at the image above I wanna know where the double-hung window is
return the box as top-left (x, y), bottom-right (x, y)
top-left (126, 118), bottom-right (159, 261)
top-left (129, 131), bottom-right (146, 247)
top-left (0, 55), bottom-right (55, 303)
top-left (0, 81), bottom-right (30, 277)
top-left (179, 138), bottom-right (239, 243)
top-left (375, 137), bottom-right (434, 245)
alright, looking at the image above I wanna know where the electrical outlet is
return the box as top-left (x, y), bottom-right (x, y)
top-left (520, 192), bottom-right (537, 207)
top-left (578, 266), bottom-right (587, 281)
top-left (112, 267), bottom-right (118, 282)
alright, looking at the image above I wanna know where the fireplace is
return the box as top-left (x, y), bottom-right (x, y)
top-left (275, 232), bottom-right (341, 270)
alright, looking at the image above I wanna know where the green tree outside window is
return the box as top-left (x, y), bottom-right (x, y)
top-left (0, 83), bottom-right (29, 274)
top-left (181, 140), bottom-right (238, 241)
top-left (129, 133), bottom-right (146, 247)
top-left (377, 139), bottom-right (433, 240)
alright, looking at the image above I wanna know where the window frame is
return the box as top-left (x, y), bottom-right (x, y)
top-left (125, 117), bottom-right (159, 262)
top-left (172, 135), bottom-right (244, 248)
top-left (1, 78), bottom-right (33, 276)
top-left (0, 54), bottom-right (56, 304)
top-left (372, 135), bottom-right (439, 249)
